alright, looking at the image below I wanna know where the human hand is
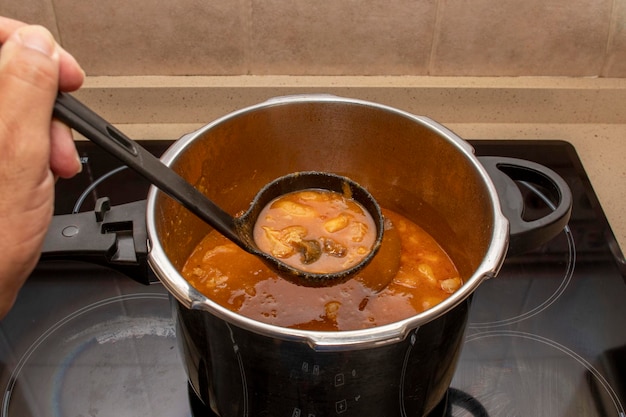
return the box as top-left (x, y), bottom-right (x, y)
top-left (0, 17), bottom-right (85, 318)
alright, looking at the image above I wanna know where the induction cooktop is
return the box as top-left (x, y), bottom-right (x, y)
top-left (0, 139), bottom-right (623, 417)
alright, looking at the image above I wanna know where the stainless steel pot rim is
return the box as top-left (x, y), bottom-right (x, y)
top-left (146, 94), bottom-right (510, 350)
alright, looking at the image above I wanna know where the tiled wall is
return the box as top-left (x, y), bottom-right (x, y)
top-left (3, 0), bottom-right (626, 77)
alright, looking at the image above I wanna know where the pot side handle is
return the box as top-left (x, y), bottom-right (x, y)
top-left (40, 198), bottom-right (155, 285)
top-left (478, 156), bottom-right (572, 256)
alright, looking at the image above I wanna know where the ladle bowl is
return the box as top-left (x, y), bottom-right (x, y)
top-left (52, 92), bottom-right (384, 286)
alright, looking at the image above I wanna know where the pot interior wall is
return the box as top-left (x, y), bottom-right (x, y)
top-left (154, 100), bottom-right (495, 280)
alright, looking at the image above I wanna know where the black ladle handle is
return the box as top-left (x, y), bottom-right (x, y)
top-left (53, 92), bottom-right (244, 248)
top-left (52, 93), bottom-right (385, 286)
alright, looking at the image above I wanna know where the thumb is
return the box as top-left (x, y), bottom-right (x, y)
top-left (0, 24), bottom-right (60, 91)
top-left (0, 25), bottom-right (60, 170)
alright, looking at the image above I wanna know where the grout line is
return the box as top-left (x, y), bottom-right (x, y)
top-left (600, 0), bottom-right (619, 76)
top-left (246, 0), bottom-right (253, 75)
top-left (50, 0), bottom-right (63, 45)
top-left (427, 0), bottom-right (446, 76)
top-left (79, 75), bottom-right (626, 89)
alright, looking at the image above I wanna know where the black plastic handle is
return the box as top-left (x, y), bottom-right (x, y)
top-left (40, 199), bottom-right (155, 284)
top-left (479, 156), bottom-right (572, 255)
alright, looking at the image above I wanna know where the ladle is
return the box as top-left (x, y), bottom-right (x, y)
top-left (52, 92), bottom-right (384, 287)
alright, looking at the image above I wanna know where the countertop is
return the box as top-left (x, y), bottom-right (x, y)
top-left (73, 75), bottom-right (626, 256)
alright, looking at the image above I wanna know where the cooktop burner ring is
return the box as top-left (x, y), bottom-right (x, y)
top-left (452, 330), bottom-right (625, 416)
top-left (1, 292), bottom-right (190, 417)
top-left (468, 224), bottom-right (576, 329)
top-left (468, 179), bottom-right (577, 329)
top-left (72, 165), bottom-right (128, 213)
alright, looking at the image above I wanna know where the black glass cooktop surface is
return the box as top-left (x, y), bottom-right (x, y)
top-left (0, 140), bottom-right (624, 417)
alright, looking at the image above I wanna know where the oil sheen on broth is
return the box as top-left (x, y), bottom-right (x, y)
top-left (182, 189), bottom-right (462, 331)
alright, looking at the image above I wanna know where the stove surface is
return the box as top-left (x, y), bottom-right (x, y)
top-left (0, 140), bottom-right (624, 417)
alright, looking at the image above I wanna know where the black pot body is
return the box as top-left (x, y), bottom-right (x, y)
top-left (175, 296), bottom-right (470, 417)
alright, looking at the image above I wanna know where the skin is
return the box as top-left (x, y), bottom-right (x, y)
top-left (0, 17), bottom-right (84, 318)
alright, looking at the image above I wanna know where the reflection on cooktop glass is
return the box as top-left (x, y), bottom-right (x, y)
top-left (0, 140), bottom-right (623, 417)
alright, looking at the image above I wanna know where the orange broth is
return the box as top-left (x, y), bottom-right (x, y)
top-left (182, 209), bottom-right (462, 331)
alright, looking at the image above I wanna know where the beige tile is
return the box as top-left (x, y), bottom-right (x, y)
top-left (431, 0), bottom-right (612, 76)
top-left (249, 0), bottom-right (437, 75)
top-left (4, 0), bottom-right (622, 78)
top-left (602, 0), bottom-right (626, 77)
top-left (0, 0), bottom-right (60, 39)
top-left (53, 0), bottom-right (248, 76)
